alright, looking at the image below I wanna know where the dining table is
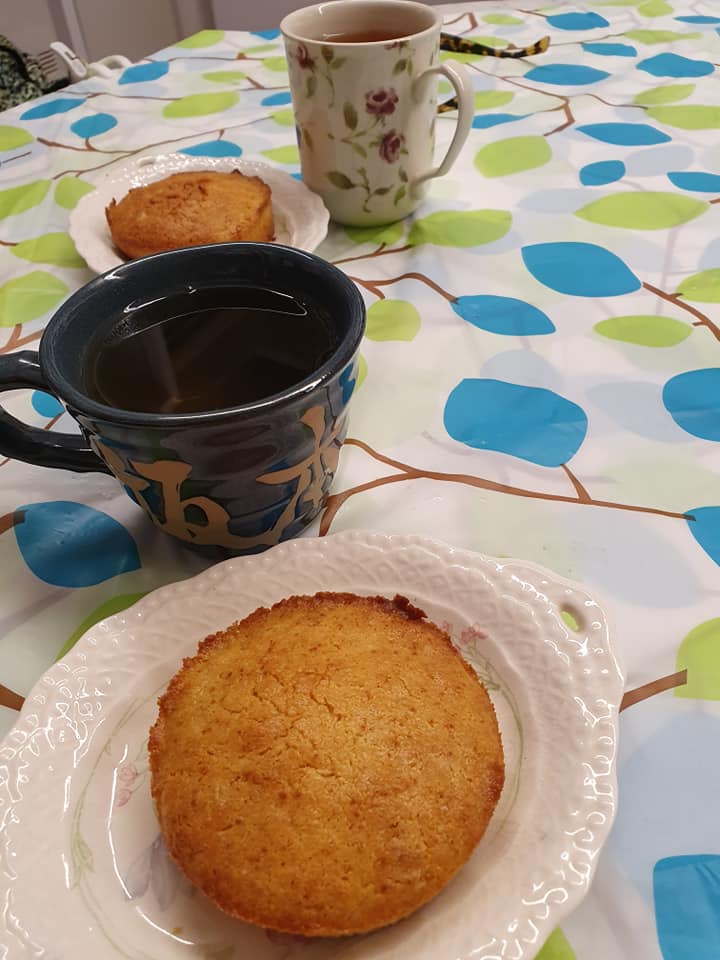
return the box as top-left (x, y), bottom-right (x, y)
top-left (1, 1), bottom-right (719, 957)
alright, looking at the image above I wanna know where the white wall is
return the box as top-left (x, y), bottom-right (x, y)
top-left (4, 0), bottom-right (215, 64)
top-left (71, 0), bottom-right (215, 61)
top-left (3, 0), bottom-right (75, 57)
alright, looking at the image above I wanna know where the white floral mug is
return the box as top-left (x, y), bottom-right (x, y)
top-left (281, 0), bottom-right (473, 226)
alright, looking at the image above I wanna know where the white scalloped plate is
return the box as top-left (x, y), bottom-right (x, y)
top-left (69, 153), bottom-right (330, 274)
top-left (0, 532), bottom-right (622, 960)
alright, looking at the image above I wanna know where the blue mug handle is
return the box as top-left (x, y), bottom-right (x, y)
top-left (0, 351), bottom-right (109, 473)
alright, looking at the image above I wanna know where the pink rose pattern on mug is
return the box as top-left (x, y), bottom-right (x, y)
top-left (293, 40), bottom-right (414, 213)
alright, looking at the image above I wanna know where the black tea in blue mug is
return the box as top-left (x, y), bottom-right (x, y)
top-left (0, 242), bottom-right (365, 558)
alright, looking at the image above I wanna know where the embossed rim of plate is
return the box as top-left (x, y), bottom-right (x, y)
top-left (69, 153), bottom-right (330, 273)
top-left (0, 531), bottom-right (623, 960)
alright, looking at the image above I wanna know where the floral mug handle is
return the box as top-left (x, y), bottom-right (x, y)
top-left (412, 60), bottom-right (474, 187)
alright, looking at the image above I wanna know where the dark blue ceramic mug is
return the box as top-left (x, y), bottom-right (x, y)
top-left (0, 243), bottom-right (365, 557)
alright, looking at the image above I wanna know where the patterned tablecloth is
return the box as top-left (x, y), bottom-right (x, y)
top-left (1, 1), bottom-right (720, 956)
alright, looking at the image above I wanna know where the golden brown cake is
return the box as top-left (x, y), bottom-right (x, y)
top-left (105, 170), bottom-right (274, 258)
top-left (148, 592), bottom-right (504, 937)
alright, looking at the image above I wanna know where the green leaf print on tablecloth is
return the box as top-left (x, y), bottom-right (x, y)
top-left (56, 593), bottom-right (147, 661)
top-left (175, 29), bottom-right (225, 48)
top-left (595, 315), bottom-right (692, 346)
top-left (645, 105), bottom-right (720, 129)
top-left (624, 29), bottom-right (700, 43)
top-left (262, 145), bottom-right (300, 164)
top-left (474, 91), bottom-right (515, 110)
top-left (0, 272), bottom-right (68, 326)
top-left (263, 57), bottom-right (288, 72)
top-left (633, 84), bottom-right (695, 105)
top-left (575, 192), bottom-right (707, 229)
top-left (676, 269), bottom-right (720, 302)
top-left (0, 126), bottom-right (33, 150)
top-left (54, 178), bottom-right (95, 209)
top-left (366, 300), bottom-right (421, 341)
top-left (536, 928), bottom-right (576, 960)
top-left (675, 619), bottom-right (720, 699)
top-left (271, 109), bottom-right (294, 126)
top-left (202, 71), bottom-right (246, 84)
top-left (474, 136), bottom-right (552, 178)
top-left (163, 93), bottom-right (239, 118)
top-left (637, 0), bottom-right (673, 14)
top-left (0, 181), bottom-right (51, 220)
top-left (345, 221), bottom-right (405, 245)
top-left (244, 44), bottom-right (279, 54)
top-left (11, 233), bottom-right (86, 268)
top-left (482, 13), bottom-right (523, 25)
top-left (408, 210), bottom-right (511, 247)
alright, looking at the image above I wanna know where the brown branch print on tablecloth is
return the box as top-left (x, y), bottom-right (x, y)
top-left (0, 326), bottom-right (42, 355)
top-left (643, 281), bottom-right (720, 342)
top-left (620, 670), bottom-right (687, 712)
top-left (333, 248), bottom-right (720, 342)
top-left (46, 114), bottom-right (270, 181)
top-left (319, 438), bottom-right (691, 538)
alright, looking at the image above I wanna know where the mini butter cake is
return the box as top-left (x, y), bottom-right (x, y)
top-left (149, 592), bottom-right (504, 936)
top-left (105, 169), bottom-right (274, 258)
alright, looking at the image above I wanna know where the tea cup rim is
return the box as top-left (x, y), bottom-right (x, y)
top-left (39, 242), bottom-right (366, 427)
top-left (281, 0), bottom-right (440, 47)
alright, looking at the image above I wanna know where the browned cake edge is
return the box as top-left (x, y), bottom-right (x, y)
top-left (148, 592), bottom-right (505, 937)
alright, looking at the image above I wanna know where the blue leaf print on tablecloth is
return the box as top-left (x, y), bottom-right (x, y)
top-left (654, 855), bottom-right (720, 960)
top-left (261, 91), bottom-right (292, 106)
top-left (70, 113), bottom-right (118, 138)
top-left (674, 15), bottom-right (720, 24)
top-left (30, 391), bottom-right (63, 418)
top-left (663, 369), bottom-right (720, 441)
top-left (580, 160), bottom-right (625, 186)
top-left (452, 295), bottom-right (555, 335)
top-left (13, 501), bottom-right (140, 587)
top-left (638, 53), bottom-right (714, 77)
top-left (667, 171), bottom-right (720, 192)
top-left (472, 114), bottom-right (526, 129)
top-left (522, 242), bottom-right (640, 296)
top-left (547, 12), bottom-right (609, 30)
top-left (444, 378), bottom-right (587, 467)
top-left (20, 98), bottom-right (84, 120)
top-left (525, 64), bottom-right (610, 85)
top-left (179, 140), bottom-right (243, 157)
top-left (577, 123), bottom-right (671, 145)
top-left (582, 42), bottom-right (637, 57)
top-left (119, 61), bottom-right (170, 84)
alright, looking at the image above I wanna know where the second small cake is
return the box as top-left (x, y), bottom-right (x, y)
top-left (105, 170), bottom-right (274, 258)
top-left (149, 592), bottom-right (504, 937)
